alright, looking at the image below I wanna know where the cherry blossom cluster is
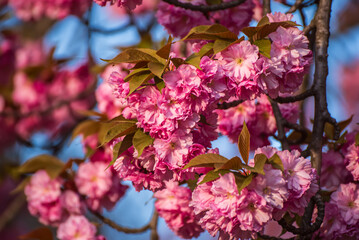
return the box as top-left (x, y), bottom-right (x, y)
top-left (191, 147), bottom-right (317, 239)
top-left (8, 0), bottom-right (91, 21)
top-left (344, 141), bottom-right (359, 181)
top-left (24, 149), bottom-right (128, 240)
top-left (94, 0), bottom-right (142, 10)
top-left (216, 94), bottom-right (298, 150)
top-left (24, 170), bottom-right (105, 239)
top-left (156, 0), bottom-right (254, 37)
top-left (154, 181), bottom-right (203, 239)
top-left (106, 61), bottom-right (224, 191)
top-left (318, 183), bottom-right (359, 238)
top-left (340, 61), bottom-right (359, 127)
top-left (0, 38), bottom-right (95, 152)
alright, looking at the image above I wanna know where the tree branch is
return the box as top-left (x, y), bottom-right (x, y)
top-left (272, 89), bottom-right (314, 103)
top-left (161, 0), bottom-right (247, 13)
top-left (269, 98), bottom-right (290, 150)
top-left (278, 193), bottom-right (325, 236)
top-left (308, 0), bottom-right (334, 176)
top-left (217, 100), bottom-right (244, 110)
top-left (90, 209), bottom-right (152, 234)
top-left (262, 0), bottom-right (271, 16)
top-left (0, 194), bottom-right (26, 232)
top-left (287, 0), bottom-right (305, 13)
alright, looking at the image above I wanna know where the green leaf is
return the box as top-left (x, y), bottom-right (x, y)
top-left (108, 133), bottom-right (135, 169)
top-left (100, 122), bottom-right (137, 146)
top-left (268, 153), bottom-right (284, 171)
top-left (214, 156), bottom-right (243, 171)
top-left (253, 39), bottom-right (271, 58)
top-left (171, 58), bottom-right (186, 68)
top-left (124, 68), bottom-right (150, 82)
top-left (19, 227), bottom-right (53, 240)
top-left (128, 72), bottom-right (154, 95)
top-left (71, 120), bottom-right (100, 141)
top-left (213, 37), bottom-right (244, 54)
top-left (234, 173), bottom-right (254, 194)
top-left (184, 153), bottom-right (229, 169)
top-left (156, 36), bottom-right (173, 59)
top-left (355, 133), bottom-right (359, 147)
top-left (133, 129), bottom-right (154, 157)
top-left (325, 115), bottom-right (353, 140)
top-left (199, 169), bottom-right (230, 184)
top-left (156, 81), bottom-right (165, 92)
top-left (182, 24), bottom-right (238, 41)
top-left (102, 48), bottom-right (166, 65)
top-left (253, 153), bottom-right (267, 175)
top-left (148, 62), bottom-right (165, 78)
top-left (185, 41), bottom-right (215, 68)
top-left (338, 115), bottom-right (353, 132)
top-left (187, 174), bottom-right (199, 191)
top-left (242, 21), bottom-right (300, 41)
top-left (257, 16), bottom-right (270, 27)
top-left (238, 121), bottom-right (250, 164)
top-left (185, 54), bottom-right (202, 69)
top-left (18, 155), bottom-right (65, 179)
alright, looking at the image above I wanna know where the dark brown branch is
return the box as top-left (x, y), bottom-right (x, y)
top-left (308, 0), bottom-right (333, 176)
top-left (217, 100), bottom-right (243, 110)
top-left (91, 209), bottom-right (152, 234)
top-left (90, 23), bottom-right (132, 34)
top-left (278, 193), bottom-right (325, 236)
top-left (287, 0), bottom-right (305, 13)
top-left (162, 0), bottom-right (247, 13)
top-left (0, 194), bottom-right (26, 232)
top-left (272, 89), bottom-right (314, 103)
top-left (262, 0), bottom-right (271, 16)
top-left (269, 98), bottom-right (290, 151)
top-left (149, 210), bottom-right (159, 240)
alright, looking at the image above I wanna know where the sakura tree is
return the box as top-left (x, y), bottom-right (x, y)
top-left (1, 0), bottom-right (359, 240)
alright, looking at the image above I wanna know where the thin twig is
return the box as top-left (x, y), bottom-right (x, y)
top-left (0, 194), bottom-right (26, 232)
top-left (217, 100), bottom-right (244, 110)
top-left (90, 209), bottom-right (152, 234)
top-left (278, 193), bottom-right (325, 236)
top-left (269, 98), bottom-right (290, 150)
top-left (162, 0), bottom-right (247, 13)
top-left (272, 89), bottom-right (314, 103)
top-left (149, 209), bottom-right (159, 240)
top-left (287, 0), bottom-right (305, 13)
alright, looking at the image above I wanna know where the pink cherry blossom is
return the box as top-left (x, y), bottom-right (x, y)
top-left (191, 173), bottom-right (272, 239)
top-left (154, 181), bottom-right (203, 239)
top-left (249, 165), bottom-right (289, 209)
top-left (57, 215), bottom-right (97, 240)
top-left (277, 150), bottom-right (317, 199)
top-left (217, 40), bottom-right (259, 84)
top-left (210, 0), bottom-right (254, 35)
top-left (345, 143), bottom-right (359, 181)
top-left (9, 0), bottom-right (91, 20)
top-left (153, 130), bottom-right (193, 169)
top-left (156, 1), bottom-right (211, 38)
top-left (24, 170), bottom-right (64, 225)
top-left (321, 150), bottom-right (352, 190)
top-left (75, 161), bottom-right (112, 199)
top-left (60, 190), bottom-right (84, 215)
top-left (331, 183), bottom-right (359, 225)
top-left (94, 0), bottom-right (142, 10)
